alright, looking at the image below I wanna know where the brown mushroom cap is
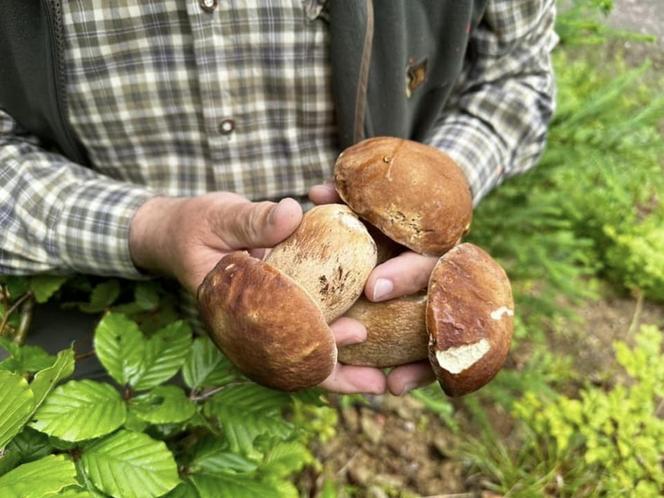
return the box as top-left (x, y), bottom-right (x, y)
top-left (337, 294), bottom-right (428, 368)
top-left (197, 252), bottom-right (336, 391)
top-left (265, 204), bottom-right (377, 323)
top-left (334, 137), bottom-right (473, 256)
top-left (426, 243), bottom-right (514, 397)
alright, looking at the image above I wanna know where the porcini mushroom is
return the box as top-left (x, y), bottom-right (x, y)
top-left (198, 252), bottom-right (336, 391)
top-left (265, 204), bottom-right (377, 322)
top-left (198, 204), bottom-right (377, 391)
top-left (427, 243), bottom-right (514, 397)
top-left (338, 243), bottom-right (513, 398)
top-left (337, 294), bottom-right (428, 368)
top-left (334, 137), bottom-right (472, 256)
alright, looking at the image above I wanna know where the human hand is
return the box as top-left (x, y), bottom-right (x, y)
top-left (130, 191), bottom-right (387, 394)
top-left (129, 192), bottom-right (303, 295)
top-left (309, 182), bottom-right (437, 395)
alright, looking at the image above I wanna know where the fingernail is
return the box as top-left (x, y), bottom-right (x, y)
top-left (399, 382), bottom-right (417, 396)
top-left (372, 278), bottom-right (393, 301)
top-left (268, 199), bottom-right (285, 225)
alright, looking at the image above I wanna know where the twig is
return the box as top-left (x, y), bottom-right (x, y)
top-left (626, 289), bottom-right (644, 339)
top-left (421, 494), bottom-right (475, 498)
top-left (75, 351), bottom-right (96, 361)
top-left (335, 449), bottom-right (360, 477)
top-left (189, 381), bottom-right (248, 401)
top-left (655, 398), bottom-right (664, 418)
top-left (14, 296), bottom-right (34, 345)
top-left (0, 291), bottom-right (32, 337)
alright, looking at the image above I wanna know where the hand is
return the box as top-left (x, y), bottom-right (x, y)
top-left (129, 192), bottom-right (303, 294)
top-left (130, 192), bottom-right (387, 395)
top-left (310, 182), bottom-right (437, 396)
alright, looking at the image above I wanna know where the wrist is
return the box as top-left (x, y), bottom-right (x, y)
top-left (129, 196), bottom-right (188, 276)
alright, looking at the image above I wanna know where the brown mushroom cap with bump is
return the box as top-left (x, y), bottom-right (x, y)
top-left (334, 137), bottom-right (473, 256)
top-left (426, 243), bottom-right (514, 397)
top-left (197, 252), bottom-right (336, 391)
top-left (265, 204), bottom-right (377, 323)
top-left (338, 294), bottom-right (428, 368)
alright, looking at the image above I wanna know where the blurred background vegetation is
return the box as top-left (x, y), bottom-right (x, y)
top-left (1, 1), bottom-right (662, 497)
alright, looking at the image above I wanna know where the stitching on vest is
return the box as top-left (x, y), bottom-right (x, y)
top-left (353, 0), bottom-right (374, 144)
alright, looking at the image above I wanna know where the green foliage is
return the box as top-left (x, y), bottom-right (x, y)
top-left (0, 276), bottom-right (337, 498)
top-left (31, 380), bottom-right (126, 441)
top-left (0, 454), bottom-right (78, 497)
top-left (556, 0), bottom-right (654, 46)
top-left (512, 326), bottom-right (664, 497)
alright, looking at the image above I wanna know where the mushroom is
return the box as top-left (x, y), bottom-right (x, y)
top-left (426, 243), bottom-right (514, 397)
top-left (334, 137), bottom-right (473, 256)
top-left (198, 252), bottom-right (335, 391)
top-left (198, 204), bottom-right (377, 391)
top-left (338, 243), bottom-right (513, 397)
top-left (265, 204), bottom-right (377, 322)
top-left (337, 294), bottom-right (428, 368)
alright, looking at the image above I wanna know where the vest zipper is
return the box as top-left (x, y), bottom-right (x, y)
top-left (43, 0), bottom-right (87, 165)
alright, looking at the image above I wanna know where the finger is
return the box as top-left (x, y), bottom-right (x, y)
top-left (365, 251), bottom-right (438, 301)
top-left (386, 361), bottom-right (436, 396)
top-left (216, 197), bottom-right (303, 249)
top-left (319, 363), bottom-right (387, 394)
top-left (308, 181), bottom-right (341, 205)
top-left (329, 317), bottom-right (367, 347)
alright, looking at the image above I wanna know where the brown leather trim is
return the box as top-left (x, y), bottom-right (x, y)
top-left (352, 0), bottom-right (374, 144)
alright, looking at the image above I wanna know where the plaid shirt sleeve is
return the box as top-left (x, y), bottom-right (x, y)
top-left (0, 110), bottom-right (155, 277)
top-left (426, 0), bottom-right (559, 205)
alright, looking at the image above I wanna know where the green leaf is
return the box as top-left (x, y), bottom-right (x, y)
top-left (3, 277), bottom-right (30, 300)
top-left (48, 489), bottom-right (95, 498)
top-left (31, 380), bottom-right (126, 442)
top-left (259, 440), bottom-right (313, 479)
top-left (0, 449), bottom-right (21, 477)
top-left (130, 386), bottom-right (196, 424)
top-left (0, 454), bottom-right (77, 497)
top-left (5, 427), bottom-right (52, 463)
top-left (94, 313), bottom-right (144, 385)
top-left (30, 348), bottom-right (76, 411)
top-left (79, 280), bottom-right (121, 313)
top-left (81, 430), bottom-right (180, 498)
top-left (0, 340), bottom-right (56, 374)
top-left (182, 337), bottom-right (238, 390)
top-left (134, 282), bottom-right (160, 311)
top-left (30, 275), bottom-right (68, 303)
top-left (189, 474), bottom-right (281, 498)
top-left (0, 371), bottom-right (34, 449)
top-left (188, 439), bottom-right (257, 475)
top-left (204, 384), bottom-right (293, 457)
top-left (130, 321), bottom-right (192, 391)
top-left (164, 480), bottom-right (200, 498)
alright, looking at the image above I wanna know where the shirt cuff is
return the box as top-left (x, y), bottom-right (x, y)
top-left (51, 178), bottom-right (156, 278)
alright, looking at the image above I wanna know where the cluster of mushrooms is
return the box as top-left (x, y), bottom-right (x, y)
top-left (198, 137), bottom-right (514, 397)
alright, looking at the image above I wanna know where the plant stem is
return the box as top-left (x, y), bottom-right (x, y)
top-left (14, 296), bottom-right (34, 345)
top-left (627, 289), bottom-right (643, 339)
top-left (189, 381), bottom-right (248, 401)
top-left (0, 292), bottom-right (32, 337)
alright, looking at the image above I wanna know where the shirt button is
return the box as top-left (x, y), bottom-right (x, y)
top-left (199, 0), bottom-right (218, 13)
top-left (219, 118), bottom-right (236, 135)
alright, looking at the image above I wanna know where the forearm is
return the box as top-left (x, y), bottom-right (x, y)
top-left (426, 0), bottom-right (558, 204)
top-left (0, 122), bottom-right (155, 277)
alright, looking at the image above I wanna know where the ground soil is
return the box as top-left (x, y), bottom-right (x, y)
top-left (297, 295), bottom-right (664, 498)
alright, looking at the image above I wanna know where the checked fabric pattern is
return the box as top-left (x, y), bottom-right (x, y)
top-left (0, 0), bottom-right (557, 277)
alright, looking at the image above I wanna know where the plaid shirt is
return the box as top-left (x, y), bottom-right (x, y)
top-left (0, 0), bottom-right (557, 278)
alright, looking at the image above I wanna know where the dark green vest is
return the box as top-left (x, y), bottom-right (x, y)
top-left (0, 0), bottom-right (487, 165)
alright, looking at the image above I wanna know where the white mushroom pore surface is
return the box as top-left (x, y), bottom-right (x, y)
top-left (434, 339), bottom-right (491, 375)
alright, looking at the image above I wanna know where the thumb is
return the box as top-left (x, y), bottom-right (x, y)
top-left (221, 197), bottom-right (303, 249)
